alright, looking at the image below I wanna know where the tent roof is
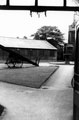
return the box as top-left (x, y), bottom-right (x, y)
top-left (0, 36), bottom-right (57, 50)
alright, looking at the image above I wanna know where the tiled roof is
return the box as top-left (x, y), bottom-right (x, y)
top-left (0, 36), bottom-right (57, 50)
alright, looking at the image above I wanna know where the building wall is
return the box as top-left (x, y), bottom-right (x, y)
top-left (0, 48), bottom-right (57, 62)
top-left (0, 48), bottom-right (9, 60)
top-left (68, 30), bottom-right (75, 45)
top-left (68, 25), bottom-right (75, 61)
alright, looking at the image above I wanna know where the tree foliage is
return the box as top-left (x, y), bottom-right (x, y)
top-left (31, 26), bottom-right (64, 44)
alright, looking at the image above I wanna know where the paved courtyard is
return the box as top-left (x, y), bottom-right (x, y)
top-left (0, 63), bottom-right (74, 120)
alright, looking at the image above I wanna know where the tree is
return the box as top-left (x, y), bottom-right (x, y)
top-left (31, 26), bottom-right (64, 61)
top-left (31, 26), bottom-right (64, 45)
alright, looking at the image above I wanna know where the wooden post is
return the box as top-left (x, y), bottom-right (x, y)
top-left (63, 0), bottom-right (66, 7)
top-left (6, 0), bottom-right (10, 6)
top-left (35, 0), bottom-right (38, 6)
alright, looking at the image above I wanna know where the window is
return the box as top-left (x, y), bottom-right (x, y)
top-left (0, 0), bottom-right (6, 5)
top-left (67, 0), bottom-right (79, 6)
top-left (1, 0), bottom-right (79, 7)
top-left (10, 0), bottom-right (35, 6)
top-left (38, 0), bottom-right (63, 6)
top-left (0, 0), bottom-right (63, 6)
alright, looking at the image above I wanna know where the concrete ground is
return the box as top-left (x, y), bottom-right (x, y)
top-left (0, 62), bottom-right (74, 120)
top-left (42, 65), bottom-right (74, 89)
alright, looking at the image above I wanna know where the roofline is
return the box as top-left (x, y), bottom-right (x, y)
top-left (0, 36), bottom-right (57, 50)
top-left (6, 47), bottom-right (57, 50)
top-left (0, 36), bottom-right (47, 41)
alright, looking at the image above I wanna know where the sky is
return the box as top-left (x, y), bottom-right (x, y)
top-left (0, 10), bottom-right (74, 42)
top-left (0, 0), bottom-right (77, 43)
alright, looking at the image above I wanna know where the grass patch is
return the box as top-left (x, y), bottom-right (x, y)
top-left (0, 66), bottom-right (58, 88)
